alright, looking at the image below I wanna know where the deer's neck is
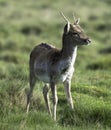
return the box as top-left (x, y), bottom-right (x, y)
top-left (61, 34), bottom-right (77, 65)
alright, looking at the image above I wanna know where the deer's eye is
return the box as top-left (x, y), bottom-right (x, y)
top-left (73, 33), bottom-right (79, 37)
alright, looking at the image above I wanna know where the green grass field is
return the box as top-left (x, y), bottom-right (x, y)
top-left (0, 0), bottom-right (111, 129)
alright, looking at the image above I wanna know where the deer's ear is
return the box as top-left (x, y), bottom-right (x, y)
top-left (67, 21), bottom-right (70, 33)
top-left (64, 22), bottom-right (71, 34)
top-left (75, 18), bottom-right (80, 25)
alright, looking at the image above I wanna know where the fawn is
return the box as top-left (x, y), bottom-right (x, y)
top-left (26, 12), bottom-right (91, 121)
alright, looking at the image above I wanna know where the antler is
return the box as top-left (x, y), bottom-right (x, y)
top-left (72, 13), bottom-right (76, 23)
top-left (73, 13), bottom-right (80, 25)
top-left (60, 12), bottom-right (70, 23)
top-left (60, 12), bottom-right (71, 33)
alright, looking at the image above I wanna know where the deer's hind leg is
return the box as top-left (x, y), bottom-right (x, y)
top-left (43, 84), bottom-right (52, 116)
top-left (26, 71), bottom-right (36, 113)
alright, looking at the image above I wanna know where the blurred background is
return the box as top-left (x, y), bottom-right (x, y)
top-left (0, 0), bottom-right (111, 129)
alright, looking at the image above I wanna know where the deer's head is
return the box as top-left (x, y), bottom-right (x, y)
top-left (61, 12), bottom-right (91, 46)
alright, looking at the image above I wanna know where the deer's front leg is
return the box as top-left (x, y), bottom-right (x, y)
top-left (50, 82), bottom-right (58, 121)
top-left (64, 80), bottom-right (74, 109)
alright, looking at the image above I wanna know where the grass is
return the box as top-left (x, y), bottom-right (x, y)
top-left (0, 0), bottom-right (111, 129)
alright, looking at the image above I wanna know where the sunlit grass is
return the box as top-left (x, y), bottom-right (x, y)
top-left (0, 0), bottom-right (111, 129)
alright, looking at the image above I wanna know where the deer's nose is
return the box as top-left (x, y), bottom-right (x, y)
top-left (84, 38), bottom-right (91, 44)
top-left (87, 39), bottom-right (91, 43)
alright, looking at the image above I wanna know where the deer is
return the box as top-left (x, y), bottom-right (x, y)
top-left (26, 12), bottom-right (91, 121)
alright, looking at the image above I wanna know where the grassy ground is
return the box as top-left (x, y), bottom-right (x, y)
top-left (0, 0), bottom-right (111, 129)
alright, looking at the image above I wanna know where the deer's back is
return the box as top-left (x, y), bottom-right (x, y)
top-left (30, 43), bottom-right (61, 64)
